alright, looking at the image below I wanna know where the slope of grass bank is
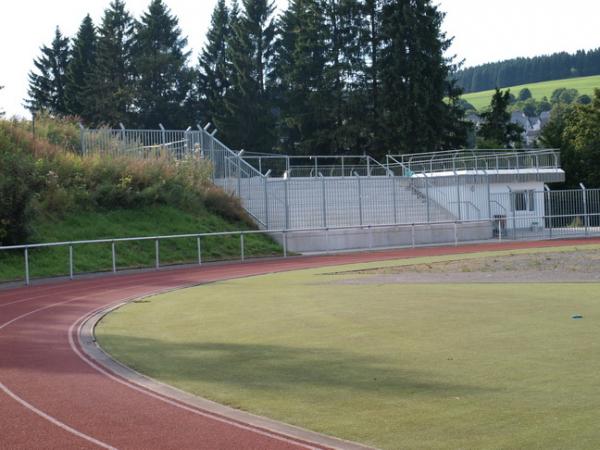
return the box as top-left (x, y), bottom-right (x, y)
top-left (0, 206), bottom-right (280, 283)
top-left (0, 116), bottom-right (280, 283)
top-left (462, 74), bottom-right (600, 110)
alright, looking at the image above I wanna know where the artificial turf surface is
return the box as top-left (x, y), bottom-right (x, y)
top-left (97, 246), bottom-right (600, 450)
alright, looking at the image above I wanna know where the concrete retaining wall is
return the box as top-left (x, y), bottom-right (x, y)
top-left (273, 221), bottom-right (494, 254)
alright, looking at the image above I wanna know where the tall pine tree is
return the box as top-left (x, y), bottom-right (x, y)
top-left (86, 0), bottom-right (135, 126)
top-left (198, 0), bottom-right (231, 129)
top-left (378, 0), bottom-right (465, 153)
top-left (26, 27), bottom-right (70, 115)
top-left (359, 0), bottom-right (384, 154)
top-left (132, 0), bottom-right (192, 129)
top-left (322, 0), bottom-right (363, 154)
top-left (478, 89), bottom-right (524, 148)
top-left (64, 15), bottom-right (97, 121)
top-left (274, 0), bottom-right (335, 155)
top-left (221, 0), bottom-right (277, 152)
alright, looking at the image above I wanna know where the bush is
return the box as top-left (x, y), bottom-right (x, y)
top-left (0, 116), bottom-right (254, 245)
top-left (0, 130), bottom-right (36, 245)
top-left (203, 187), bottom-right (255, 227)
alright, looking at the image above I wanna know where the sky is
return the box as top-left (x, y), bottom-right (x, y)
top-left (0, 0), bottom-right (599, 118)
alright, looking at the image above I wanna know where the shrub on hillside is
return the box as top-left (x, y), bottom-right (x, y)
top-left (203, 187), bottom-right (255, 227)
top-left (0, 117), bottom-right (255, 244)
top-left (0, 130), bottom-right (37, 245)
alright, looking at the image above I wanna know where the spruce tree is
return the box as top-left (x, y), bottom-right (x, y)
top-left (198, 0), bottom-right (231, 128)
top-left (274, 0), bottom-right (335, 155)
top-left (86, 0), bottom-right (135, 126)
top-left (322, 0), bottom-right (363, 154)
top-left (64, 15), bottom-right (97, 121)
top-left (221, 0), bottom-right (277, 152)
top-left (478, 89), bottom-right (524, 148)
top-left (362, 0), bottom-right (382, 148)
top-left (26, 27), bottom-right (70, 115)
top-left (378, 0), bottom-right (462, 153)
top-left (132, 0), bottom-right (192, 129)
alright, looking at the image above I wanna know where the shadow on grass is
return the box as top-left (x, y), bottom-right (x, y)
top-left (100, 335), bottom-right (492, 397)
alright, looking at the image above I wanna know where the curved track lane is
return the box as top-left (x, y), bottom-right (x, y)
top-left (2, 238), bottom-right (599, 450)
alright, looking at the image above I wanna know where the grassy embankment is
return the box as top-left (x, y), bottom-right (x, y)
top-left (462, 74), bottom-right (600, 110)
top-left (0, 206), bottom-right (280, 282)
top-left (0, 117), bottom-right (280, 282)
top-left (98, 245), bottom-right (600, 450)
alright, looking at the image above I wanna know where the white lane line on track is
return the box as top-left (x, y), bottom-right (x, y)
top-left (70, 303), bottom-right (321, 450)
top-left (0, 296), bottom-right (119, 450)
top-left (0, 382), bottom-right (117, 450)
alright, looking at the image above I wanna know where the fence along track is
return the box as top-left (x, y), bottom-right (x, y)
top-left (77, 125), bottom-right (598, 239)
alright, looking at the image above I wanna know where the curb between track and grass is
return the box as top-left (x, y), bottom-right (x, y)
top-left (76, 288), bottom-right (377, 450)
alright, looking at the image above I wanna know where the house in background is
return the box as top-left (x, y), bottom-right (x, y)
top-left (465, 111), bottom-right (547, 146)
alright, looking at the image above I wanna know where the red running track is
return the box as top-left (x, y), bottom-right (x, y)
top-left (1, 238), bottom-right (599, 450)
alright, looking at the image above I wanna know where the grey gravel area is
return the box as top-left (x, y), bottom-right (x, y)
top-left (331, 249), bottom-right (600, 284)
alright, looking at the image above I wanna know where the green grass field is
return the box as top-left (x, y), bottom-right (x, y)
top-left (97, 246), bottom-right (600, 450)
top-left (462, 75), bottom-right (600, 110)
top-left (0, 205), bottom-right (280, 282)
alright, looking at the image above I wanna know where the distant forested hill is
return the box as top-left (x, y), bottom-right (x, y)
top-left (455, 48), bottom-right (600, 93)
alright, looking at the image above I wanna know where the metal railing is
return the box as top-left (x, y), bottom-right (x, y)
top-left (78, 125), bottom-right (568, 233)
top-left (388, 149), bottom-right (560, 176)
top-left (3, 202), bottom-right (600, 287)
top-left (241, 154), bottom-right (391, 178)
top-left (0, 220), bottom-right (494, 286)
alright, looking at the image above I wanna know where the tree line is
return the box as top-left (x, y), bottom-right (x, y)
top-left (455, 48), bottom-right (600, 94)
top-left (25, 0), bottom-right (469, 158)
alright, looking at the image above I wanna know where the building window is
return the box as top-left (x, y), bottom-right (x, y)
top-left (512, 190), bottom-right (535, 212)
top-left (514, 192), bottom-right (527, 211)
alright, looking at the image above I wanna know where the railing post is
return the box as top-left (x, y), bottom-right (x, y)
top-left (198, 124), bottom-right (205, 157)
top-left (237, 157), bottom-right (241, 197)
top-left (455, 171), bottom-right (462, 221)
top-left (159, 123), bottom-right (166, 146)
top-left (508, 187), bottom-right (517, 239)
top-left (79, 123), bottom-right (85, 155)
top-left (24, 247), bottom-right (30, 286)
top-left (486, 173), bottom-right (492, 220)
top-left (367, 157), bottom-right (371, 177)
top-left (580, 183), bottom-right (589, 236)
top-left (356, 173), bottom-right (364, 226)
top-left (454, 222), bottom-right (458, 246)
top-left (320, 174), bottom-right (327, 228)
top-left (411, 224), bottom-right (416, 248)
top-left (392, 177), bottom-right (398, 224)
top-left (341, 156), bottom-right (345, 177)
top-left (240, 233), bottom-right (245, 262)
top-left (69, 245), bottom-right (74, 280)
top-left (112, 242), bottom-right (116, 273)
top-left (425, 177), bottom-right (431, 223)
top-left (282, 231), bottom-right (288, 258)
top-left (284, 177), bottom-right (290, 230)
top-left (197, 237), bottom-right (202, 265)
top-left (264, 177), bottom-right (270, 229)
top-left (155, 239), bottom-right (160, 269)
top-left (545, 185), bottom-right (553, 239)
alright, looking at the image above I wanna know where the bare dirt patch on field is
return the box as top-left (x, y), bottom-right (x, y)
top-left (331, 248), bottom-right (600, 284)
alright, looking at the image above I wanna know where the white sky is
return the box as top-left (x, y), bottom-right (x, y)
top-left (0, 0), bottom-right (599, 118)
